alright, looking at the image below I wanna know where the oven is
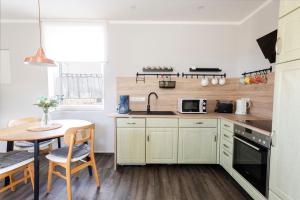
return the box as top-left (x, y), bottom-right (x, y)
top-left (233, 124), bottom-right (271, 198)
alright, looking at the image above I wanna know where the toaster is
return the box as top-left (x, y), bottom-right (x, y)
top-left (214, 100), bottom-right (234, 113)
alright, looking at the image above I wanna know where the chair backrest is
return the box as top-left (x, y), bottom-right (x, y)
top-left (63, 124), bottom-right (96, 162)
top-left (8, 117), bottom-right (40, 128)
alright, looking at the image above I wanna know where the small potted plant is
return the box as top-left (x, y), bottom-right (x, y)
top-left (34, 96), bottom-right (58, 127)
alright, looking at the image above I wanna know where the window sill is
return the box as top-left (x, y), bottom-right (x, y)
top-left (55, 105), bottom-right (104, 111)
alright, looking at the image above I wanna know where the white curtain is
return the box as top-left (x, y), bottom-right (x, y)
top-left (60, 74), bottom-right (103, 99)
top-left (42, 21), bottom-right (107, 62)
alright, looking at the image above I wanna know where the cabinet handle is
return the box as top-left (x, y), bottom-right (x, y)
top-left (275, 37), bottom-right (282, 55)
top-left (223, 144), bottom-right (230, 149)
top-left (224, 124), bottom-right (230, 128)
top-left (214, 135), bottom-right (217, 142)
top-left (127, 122), bottom-right (136, 125)
top-left (223, 133), bottom-right (230, 138)
top-left (147, 135), bottom-right (150, 142)
top-left (196, 122), bottom-right (203, 124)
top-left (223, 151), bottom-right (230, 157)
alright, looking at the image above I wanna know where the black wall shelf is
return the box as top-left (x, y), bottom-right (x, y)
top-left (189, 67), bottom-right (222, 72)
top-left (142, 67), bottom-right (173, 72)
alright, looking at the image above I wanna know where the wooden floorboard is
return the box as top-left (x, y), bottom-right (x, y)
top-left (0, 154), bottom-right (252, 200)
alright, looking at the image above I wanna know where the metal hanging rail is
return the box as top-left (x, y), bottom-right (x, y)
top-left (136, 72), bottom-right (180, 83)
top-left (136, 72), bottom-right (180, 77)
top-left (242, 66), bottom-right (272, 76)
top-left (136, 72), bottom-right (226, 83)
top-left (181, 73), bottom-right (226, 79)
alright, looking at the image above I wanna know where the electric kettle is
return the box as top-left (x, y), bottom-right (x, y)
top-left (235, 98), bottom-right (251, 115)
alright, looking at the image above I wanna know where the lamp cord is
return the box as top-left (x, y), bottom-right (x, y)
top-left (38, 0), bottom-right (42, 48)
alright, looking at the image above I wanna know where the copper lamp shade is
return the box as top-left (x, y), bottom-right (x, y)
top-left (24, 0), bottom-right (57, 67)
top-left (24, 48), bottom-right (56, 66)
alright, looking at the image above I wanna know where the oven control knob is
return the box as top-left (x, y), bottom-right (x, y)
top-left (263, 141), bottom-right (266, 144)
top-left (258, 139), bottom-right (262, 143)
top-left (203, 102), bottom-right (206, 105)
top-left (252, 136), bottom-right (256, 140)
top-left (242, 132), bottom-right (245, 135)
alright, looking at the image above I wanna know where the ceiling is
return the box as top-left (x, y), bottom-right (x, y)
top-left (1, 0), bottom-right (269, 22)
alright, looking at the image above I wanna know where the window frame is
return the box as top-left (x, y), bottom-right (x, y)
top-left (44, 20), bottom-right (107, 111)
top-left (48, 62), bottom-right (105, 111)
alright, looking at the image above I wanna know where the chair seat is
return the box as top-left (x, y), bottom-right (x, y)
top-left (0, 151), bottom-right (34, 174)
top-left (46, 144), bottom-right (90, 163)
top-left (14, 139), bottom-right (55, 151)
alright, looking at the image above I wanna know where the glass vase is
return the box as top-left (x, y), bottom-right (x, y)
top-left (41, 111), bottom-right (52, 127)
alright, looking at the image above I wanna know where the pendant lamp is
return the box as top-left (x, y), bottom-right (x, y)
top-left (24, 0), bottom-right (56, 66)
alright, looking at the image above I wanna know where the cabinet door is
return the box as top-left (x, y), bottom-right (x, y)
top-left (277, 8), bottom-right (300, 63)
top-left (279, 0), bottom-right (300, 18)
top-left (117, 128), bottom-right (145, 164)
top-left (220, 150), bottom-right (232, 175)
top-left (178, 128), bottom-right (217, 164)
top-left (269, 60), bottom-right (300, 200)
top-left (146, 128), bottom-right (178, 163)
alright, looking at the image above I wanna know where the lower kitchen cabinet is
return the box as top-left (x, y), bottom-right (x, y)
top-left (220, 149), bottom-right (233, 174)
top-left (219, 120), bottom-right (234, 174)
top-left (117, 128), bottom-right (146, 164)
top-left (178, 128), bottom-right (217, 164)
top-left (146, 128), bottom-right (178, 164)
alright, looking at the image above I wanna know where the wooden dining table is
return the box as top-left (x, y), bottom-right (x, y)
top-left (0, 119), bottom-right (93, 200)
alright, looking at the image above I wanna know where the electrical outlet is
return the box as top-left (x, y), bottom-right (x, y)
top-left (130, 97), bottom-right (146, 102)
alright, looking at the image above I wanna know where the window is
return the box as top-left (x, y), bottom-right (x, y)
top-left (48, 62), bottom-right (104, 107)
top-left (44, 21), bottom-right (106, 109)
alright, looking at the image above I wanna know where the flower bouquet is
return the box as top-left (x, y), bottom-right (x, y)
top-left (34, 96), bottom-right (58, 127)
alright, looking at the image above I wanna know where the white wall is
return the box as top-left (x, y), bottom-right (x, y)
top-left (0, 2), bottom-right (279, 152)
top-left (109, 24), bottom-right (240, 77)
top-left (0, 23), bottom-right (49, 152)
top-left (237, 0), bottom-right (280, 74)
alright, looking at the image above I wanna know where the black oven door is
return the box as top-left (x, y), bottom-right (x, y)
top-left (233, 136), bottom-right (270, 197)
top-left (182, 100), bottom-right (200, 112)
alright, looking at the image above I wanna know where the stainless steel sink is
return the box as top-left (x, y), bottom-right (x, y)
top-left (128, 111), bottom-right (177, 115)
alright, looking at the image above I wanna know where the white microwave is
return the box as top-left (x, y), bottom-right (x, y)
top-left (178, 98), bottom-right (207, 113)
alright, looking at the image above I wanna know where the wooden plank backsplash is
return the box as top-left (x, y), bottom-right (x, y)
top-left (117, 73), bottom-right (274, 119)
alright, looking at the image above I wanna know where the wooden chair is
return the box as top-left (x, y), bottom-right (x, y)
top-left (46, 124), bottom-right (100, 200)
top-left (0, 151), bottom-right (34, 193)
top-left (8, 117), bottom-right (55, 153)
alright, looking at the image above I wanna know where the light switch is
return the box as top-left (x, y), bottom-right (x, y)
top-left (130, 97), bottom-right (146, 102)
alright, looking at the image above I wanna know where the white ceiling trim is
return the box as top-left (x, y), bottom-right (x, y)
top-left (0, 0), bottom-right (273, 25)
top-left (239, 0), bottom-right (273, 24)
top-left (0, 19), bottom-right (38, 23)
top-left (108, 20), bottom-right (241, 25)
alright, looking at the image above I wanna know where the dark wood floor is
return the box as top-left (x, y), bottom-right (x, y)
top-left (0, 154), bottom-right (252, 200)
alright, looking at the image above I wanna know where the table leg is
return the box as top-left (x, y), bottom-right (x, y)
top-left (57, 137), bottom-right (61, 148)
top-left (34, 140), bottom-right (40, 200)
top-left (4, 141), bottom-right (14, 186)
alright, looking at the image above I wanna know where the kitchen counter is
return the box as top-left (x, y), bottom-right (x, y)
top-left (110, 112), bottom-right (272, 136)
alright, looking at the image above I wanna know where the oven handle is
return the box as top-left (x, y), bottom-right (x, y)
top-left (233, 136), bottom-right (260, 151)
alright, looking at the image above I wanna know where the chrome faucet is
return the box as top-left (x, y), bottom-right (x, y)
top-left (147, 92), bottom-right (158, 113)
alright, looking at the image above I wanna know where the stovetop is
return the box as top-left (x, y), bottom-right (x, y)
top-left (237, 120), bottom-right (272, 132)
top-left (244, 120), bottom-right (272, 132)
